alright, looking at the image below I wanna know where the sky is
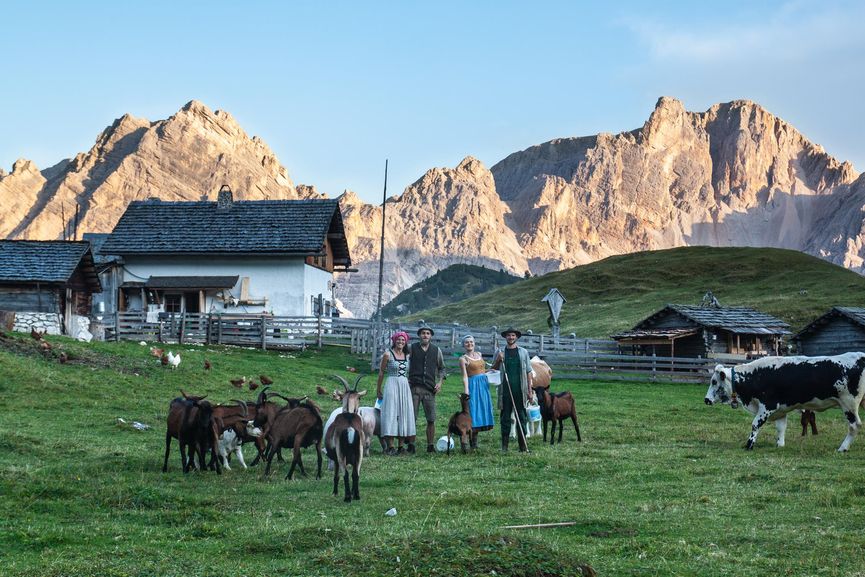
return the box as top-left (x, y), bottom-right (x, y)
top-left (2, 0), bottom-right (864, 205)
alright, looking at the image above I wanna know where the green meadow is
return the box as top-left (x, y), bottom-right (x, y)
top-left (2, 334), bottom-right (864, 576)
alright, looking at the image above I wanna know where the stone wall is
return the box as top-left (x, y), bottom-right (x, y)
top-left (12, 312), bottom-right (62, 335)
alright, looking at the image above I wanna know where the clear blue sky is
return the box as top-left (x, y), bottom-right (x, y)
top-left (2, 0), bottom-right (863, 204)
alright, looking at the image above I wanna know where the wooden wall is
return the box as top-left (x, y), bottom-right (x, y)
top-left (798, 317), bottom-right (865, 356)
top-left (0, 286), bottom-right (60, 313)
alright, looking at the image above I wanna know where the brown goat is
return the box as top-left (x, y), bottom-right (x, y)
top-left (447, 393), bottom-right (473, 454)
top-left (534, 385), bottom-right (582, 445)
top-left (324, 375), bottom-right (366, 502)
top-left (163, 390), bottom-right (221, 474)
top-left (262, 399), bottom-right (324, 480)
top-left (801, 410), bottom-right (818, 436)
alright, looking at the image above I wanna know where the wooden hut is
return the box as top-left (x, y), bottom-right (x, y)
top-left (793, 307), bottom-right (865, 356)
top-left (0, 240), bottom-right (101, 335)
top-left (612, 304), bottom-right (791, 359)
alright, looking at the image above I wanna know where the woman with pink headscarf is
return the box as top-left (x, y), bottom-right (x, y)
top-left (375, 331), bottom-right (416, 455)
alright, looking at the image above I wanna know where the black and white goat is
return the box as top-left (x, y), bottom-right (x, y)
top-left (324, 375), bottom-right (366, 502)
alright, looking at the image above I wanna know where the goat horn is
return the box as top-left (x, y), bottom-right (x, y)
top-left (331, 375), bottom-right (350, 391)
top-left (232, 399), bottom-right (248, 417)
top-left (352, 374), bottom-right (365, 391)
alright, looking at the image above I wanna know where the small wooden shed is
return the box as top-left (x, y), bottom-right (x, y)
top-left (0, 240), bottom-right (101, 335)
top-left (612, 304), bottom-right (791, 359)
top-left (793, 307), bottom-right (865, 356)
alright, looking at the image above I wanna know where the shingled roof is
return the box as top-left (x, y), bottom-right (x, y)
top-left (629, 304), bottom-right (791, 336)
top-left (0, 240), bottom-right (101, 290)
top-left (794, 306), bottom-right (865, 339)
top-left (100, 195), bottom-right (351, 267)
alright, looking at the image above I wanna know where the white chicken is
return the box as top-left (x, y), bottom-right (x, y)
top-left (167, 351), bottom-right (181, 369)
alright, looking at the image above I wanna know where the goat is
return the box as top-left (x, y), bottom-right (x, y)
top-left (323, 405), bottom-right (383, 462)
top-left (249, 387), bottom-right (307, 466)
top-left (446, 393), bottom-right (472, 454)
top-left (262, 399), bottom-right (324, 480)
top-left (217, 421), bottom-right (263, 470)
top-left (324, 375), bottom-right (366, 502)
top-left (162, 390), bottom-right (221, 474)
top-left (534, 385), bottom-right (582, 445)
top-left (801, 410), bottom-right (818, 436)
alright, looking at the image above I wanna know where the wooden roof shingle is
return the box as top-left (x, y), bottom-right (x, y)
top-left (628, 304), bottom-right (791, 336)
top-left (0, 240), bottom-right (101, 290)
top-left (100, 197), bottom-right (351, 267)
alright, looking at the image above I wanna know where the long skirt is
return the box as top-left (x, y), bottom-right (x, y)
top-left (380, 375), bottom-right (416, 437)
top-left (468, 373), bottom-right (494, 431)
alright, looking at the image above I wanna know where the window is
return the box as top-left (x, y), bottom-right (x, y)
top-left (164, 293), bottom-right (182, 313)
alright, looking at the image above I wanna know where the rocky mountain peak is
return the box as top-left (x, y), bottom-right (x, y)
top-left (11, 158), bottom-right (40, 175)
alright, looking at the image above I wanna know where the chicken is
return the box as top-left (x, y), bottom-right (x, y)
top-left (346, 366), bottom-right (357, 373)
top-left (160, 353), bottom-right (169, 367)
top-left (58, 351), bottom-right (69, 364)
top-left (204, 359), bottom-right (212, 371)
top-left (315, 384), bottom-right (330, 396)
top-left (167, 351), bottom-right (181, 369)
top-left (248, 380), bottom-right (260, 391)
top-left (230, 377), bottom-right (247, 388)
top-left (150, 347), bottom-right (164, 358)
top-left (259, 375), bottom-right (273, 386)
top-left (40, 340), bottom-right (53, 353)
top-left (30, 327), bottom-right (45, 340)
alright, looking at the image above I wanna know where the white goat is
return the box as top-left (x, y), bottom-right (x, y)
top-left (217, 421), bottom-right (262, 470)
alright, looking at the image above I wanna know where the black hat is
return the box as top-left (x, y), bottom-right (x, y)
top-left (417, 324), bottom-right (435, 336)
top-left (500, 327), bottom-right (522, 338)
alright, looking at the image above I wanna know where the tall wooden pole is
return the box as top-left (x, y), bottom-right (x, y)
top-left (371, 159), bottom-right (388, 370)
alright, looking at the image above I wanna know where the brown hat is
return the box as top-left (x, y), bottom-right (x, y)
top-left (417, 324), bottom-right (435, 336)
top-left (500, 327), bottom-right (522, 338)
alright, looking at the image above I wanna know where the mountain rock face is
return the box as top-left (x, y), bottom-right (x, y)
top-left (0, 101), bottom-right (314, 240)
top-left (2, 97), bottom-right (864, 318)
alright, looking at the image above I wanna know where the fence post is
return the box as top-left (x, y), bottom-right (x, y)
top-left (114, 312), bottom-right (120, 342)
top-left (206, 313), bottom-right (212, 345)
top-left (539, 334), bottom-right (544, 355)
top-left (217, 316), bottom-right (223, 345)
top-left (261, 315), bottom-right (267, 350)
top-left (158, 318), bottom-right (163, 343)
top-left (179, 314), bottom-right (186, 345)
top-left (652, 354), bottom-right (657, 381)
top-left (317, 315), bottom-right (323, 349)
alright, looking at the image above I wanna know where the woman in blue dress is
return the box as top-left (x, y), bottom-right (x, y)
top-left (459, 335), bottom-right (494, 449)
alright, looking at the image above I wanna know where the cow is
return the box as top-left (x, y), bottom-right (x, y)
top-left (704, 353), bottom-right (865, 451)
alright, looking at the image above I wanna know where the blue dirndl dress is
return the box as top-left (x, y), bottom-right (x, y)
top-left (465, 356), bottom-right (494, 431)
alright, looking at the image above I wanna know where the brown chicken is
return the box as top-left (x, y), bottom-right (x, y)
top-left (40, 340), bottom-right (53, 352)
top-left (59, 351), bottom-right (69, 364)
top-left (259, 375), bottom-right (274, 386)
top-left (30, 327), bottom-right (45, 340)
top-left (204, 359), bottom-right (212, 371)
top-left (150, 347), bottom-right (164, 358)
top-left (160, 354), bottom-right (169, 367)
top-left (230, 377), bottom-right (246, 388)
top-left (248, 380), bottom-right (260, 391)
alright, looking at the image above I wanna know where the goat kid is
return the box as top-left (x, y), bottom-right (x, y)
top-left (324, 375), bottom-right (366, 502)
top-left (534, 385), bottom-right (582, 445)
top-left (217, 421), bottom-right (262, 470)
top-left (447, 393), bottom-right (473, 454)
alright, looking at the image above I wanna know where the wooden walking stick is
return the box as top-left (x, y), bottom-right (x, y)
top-left (502, 366), bottom-right (529, 453)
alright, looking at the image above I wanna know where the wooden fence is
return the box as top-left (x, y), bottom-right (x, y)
top-left (106, 313), bottom-right (733, 383)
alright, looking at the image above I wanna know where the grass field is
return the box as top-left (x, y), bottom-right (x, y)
top-left (400, 246), bottom-right (865, 338)
top-left (2, 333), bottom-right (865, 576)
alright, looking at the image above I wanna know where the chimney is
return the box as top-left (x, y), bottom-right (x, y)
top-left (216, 184), bottom-right (234, 210)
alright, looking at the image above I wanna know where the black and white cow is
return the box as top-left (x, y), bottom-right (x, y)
top-left (704, 353), bottom-right (865, 451)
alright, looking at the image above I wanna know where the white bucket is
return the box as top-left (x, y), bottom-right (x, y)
top-left (485, 370), bottom-right (501, 385)
top-left (436, 436), bottom-right (455, 452)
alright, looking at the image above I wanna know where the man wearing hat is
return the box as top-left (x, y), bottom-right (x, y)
top-left (491, 327), bottom-right (533, 452)
top-left (408, 324), bottom-right (445, 453)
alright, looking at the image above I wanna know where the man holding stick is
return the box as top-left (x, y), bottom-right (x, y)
top-left (491, 327), bottom-right (533, 452)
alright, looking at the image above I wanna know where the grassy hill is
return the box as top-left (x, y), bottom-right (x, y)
top-left (380, 263), bottom-right (521, 319)
top-left (3, 332), bottom-right (865, 576)
top-left (398, 246), bottom-right (865, 337)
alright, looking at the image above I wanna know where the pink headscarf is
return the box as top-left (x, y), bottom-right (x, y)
top-left (391, 331), bottom-right (410, 347)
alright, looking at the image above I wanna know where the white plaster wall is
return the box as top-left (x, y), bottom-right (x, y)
top-left (304, 265), bottom-right (332, 316)
top-left (120, 256), bottom-right (331, 316)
